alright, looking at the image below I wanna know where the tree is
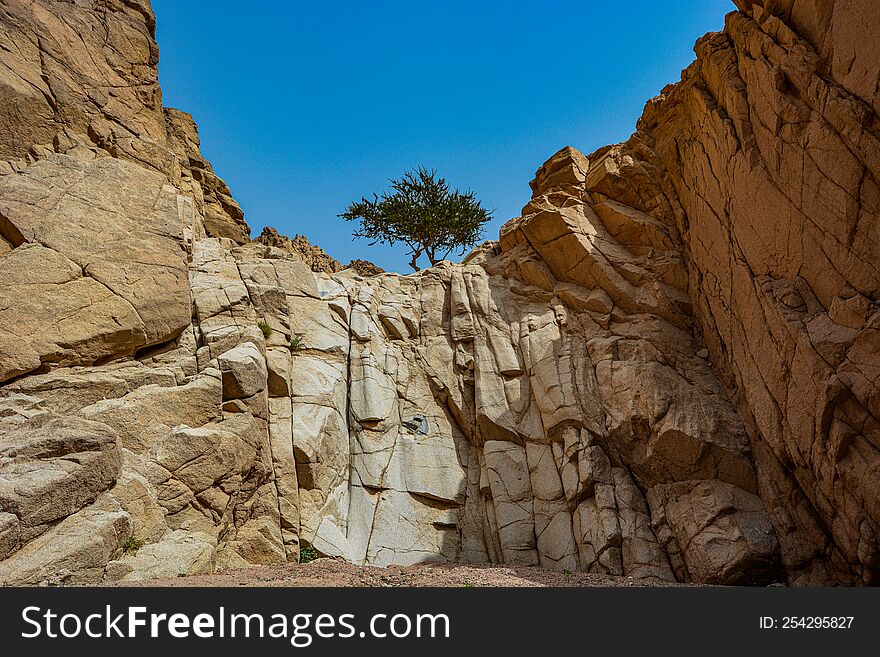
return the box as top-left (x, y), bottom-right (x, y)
top-left (339, 167), bottom-right (493, 271)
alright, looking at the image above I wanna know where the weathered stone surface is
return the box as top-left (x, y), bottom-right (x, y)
top-left (269, 248), bottom-right (773, 582)
top-left (0, 0), bottom-right (249, 242)
top-left (105, 530), bottom-right (215, 582)
top-left (605, 0), bottom-right (880, 584)
top-left (267, 396), bottom-right (300, 560)
top-left (0, 0), bottom-right (164, 162)
top-left (0, 512), bottom-right (20, 560)
top-left (0, 508), bottom-right (131, 586)
top-left (80, 373), bottom-right (221, 453)
top-left (218, 342), bottom-right (267, 400)
top-left (529, 145), bottom-right (590, 195)
top-left (254, 226), bottom-right (383, 276)
top-left (254, 226), bottom-right (342, 273)
top-left (164, 109), bottom-right (249, 243)
top-left (0, 154), bottom-right (192, 383)
top-left (3, 362), bottom-right (180, 416)
top-left (648, 481), bottom-right (778, 585)
top-left (485, 441), bottom-right (538, 566)
top-left (0, 412), bottom-right (121, 537)
top-left (0, 0), bottom-right (876, 587)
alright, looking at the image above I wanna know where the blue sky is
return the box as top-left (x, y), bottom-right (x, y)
top-left (153, 0), bottom-right (733, 272)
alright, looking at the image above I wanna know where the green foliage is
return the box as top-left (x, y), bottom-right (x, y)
top-left (340, 167), bottom-right (493, 271)
top-left (290, 333), bottom-right (305, 350)
top-left (258, 320), bottom-right (273, 338)
top-left (123, 536), bottom-right (144, 556)
top-left (299, 546), bottom-right (319, 564)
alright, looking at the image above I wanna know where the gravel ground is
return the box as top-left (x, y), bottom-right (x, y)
top-left (113, 559), bottom-right (699, 587)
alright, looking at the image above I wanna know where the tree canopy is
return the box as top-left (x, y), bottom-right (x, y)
top-left (339, 167), bottom-right (493, 271)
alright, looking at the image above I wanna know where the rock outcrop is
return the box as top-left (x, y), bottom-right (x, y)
top-left (0, 0), bottom-right (876, 586)
top-left (254, 226), bottom-right (385, 276)
top-left (0, 154), bottom-right (191, 382)
top-left (254, 227), bottom-right (344, 273)
top-left (0, 0), bottom-right (247, 244)
top-left (618, 0), bottom-right (880, 585)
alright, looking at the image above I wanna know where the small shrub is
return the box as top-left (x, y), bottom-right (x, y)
top-left (257, 320), bottom-right (273, 338)
top-left (290, 333), bottom-right (305, 350)
top-left (123, 536), bottom-right (144, 556)
top-left (299, 545), bottom-right (319, 564)
top-left (562, 568), bottom-right (572, 576)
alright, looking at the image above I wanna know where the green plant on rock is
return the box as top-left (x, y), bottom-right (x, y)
top-left (290, 333), bottom-right (305, 350)
top-left (340, 167), bottom-right (493, 271)
top-left (257, 319), bottom-right (273, 338)
top-left (299, 546), bottom-right (319, 564)
top-left (123, 536), bottom-right (144, 556)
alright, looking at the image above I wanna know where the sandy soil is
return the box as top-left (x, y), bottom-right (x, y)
top-left (113, 559), bottom-right (698, 587)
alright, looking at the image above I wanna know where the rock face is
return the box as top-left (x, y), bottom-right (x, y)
top-left (0, 154), bottom-right (191, 382)
top-left (0, 0), bottom-right (877, 586)
top-left (254, 227), bottom-right (343, 273)
top-left (0, 0), bottom-right (246, 244)
top-left (254, 226), bottom-right (385, 276)
top-left (620, 0), bottom-right (880, 585)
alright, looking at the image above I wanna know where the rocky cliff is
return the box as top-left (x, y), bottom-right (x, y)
top-left (0, 0), bottom-right (876, 586)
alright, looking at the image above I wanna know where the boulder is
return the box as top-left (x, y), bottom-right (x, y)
top-left (0, 508), bottom-right (131, 586)
top-left (0, 155), bottom-right (192, 383)
top-left (0, 413), bottom-right (121, 534)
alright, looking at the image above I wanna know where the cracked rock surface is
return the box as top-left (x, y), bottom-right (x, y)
top-left (0, 0), bottom-right (877, 585)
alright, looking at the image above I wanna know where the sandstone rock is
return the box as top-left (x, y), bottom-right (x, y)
top-left (0, 0), bottom-right (164, 162)
top-left (0, 512), bottom-right (20, 560)
top-left (267, 397), bottom-right (300, 560)
top-left (484, 441), bottom-right (538, 566)
top-left (0, 508), bottom-right (131, 586)
top-left (346, 259), bottom-right (385, 276)
top-left (155, 425), bottom-right (246, 495)
top-left (105, 529), bottom-right (215, 582)
top-left (530, 146), bottom-right (590, 195)
top-left (648, 481), bottom-right (779, 585)
top-left (829, 294), bottom-right (872, 330)
top-left (80, 373), bottom-right (221, 453)
top-left (527, 442), bottom-right (579, 571)
top-left (0, 413), bottom-right (121, 535)
top-left (218, 342), bottom-right (268, 400)
top-left (0, 154), bottom-right (192, 383)
top-left (0, 0), bottom-right (249, 243)
top-left (165, 109), bottom-right (249, 243)
top-left (3, 362), bottom-right (179, 416)
top-left (255, 226), bottom-right (342, 273)
top-left (0, 0), bottom-right (876, 588)
top-left (97, 459), bottom-right (168, 546)
top-left (625, 0), bottom-right (880, 583)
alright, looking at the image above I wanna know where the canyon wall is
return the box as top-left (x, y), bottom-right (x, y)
top-left (626, 0), bottom-right (880, 584)
top-left (0, 0), bottom-right (876, 585)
